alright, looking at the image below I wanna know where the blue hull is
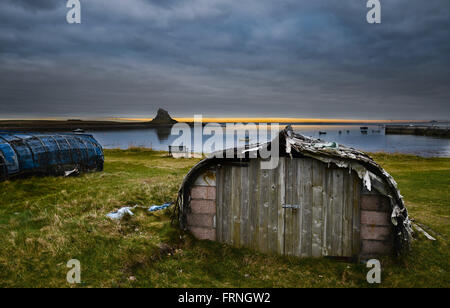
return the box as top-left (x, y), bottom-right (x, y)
top-left (0, 133), bottom-right (104, 180)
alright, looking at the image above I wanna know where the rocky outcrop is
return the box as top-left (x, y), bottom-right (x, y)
top-left (151, 108), bottom-right (177, 124)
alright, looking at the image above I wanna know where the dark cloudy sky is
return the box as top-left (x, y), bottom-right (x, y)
top-left (0, 0), bottom-right (449, 119)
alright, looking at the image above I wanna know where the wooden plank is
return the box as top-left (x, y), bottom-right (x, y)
top-left (189, 226), bottom-right (216, 241)
top-left (300, 158), bottom-right (313, 257)
top-left (331, 169), bottom-right (344, 256)
top-left (216, 166), bottom-right (223, 242)
top-left (187, 214), bottom-right (214, 228)
top-left (277, 157), bottom-right (285, 255)
top-left (219, 166), bottom-right (226, 243)
top-left (296, 159), bottom-right (304, 257)
top-left (249, 159), bottom-right (260, 250)
top-left (348, 171), bottom-right (357, 256)
top-left (290, 157), bottom-right (299, 256)
top-left (240, 165), bottom-right (250, 247)
top-left (268, 164), bottom-right (280, 253)
top-left (352, 175), bottom-right (361, 256)
top-left (325, 166), bottom-right (333, 256)
top-left (247, 160), bottom-right (259, 250)
top-left (284, 157), bottom-right (293, 255)
top-left (361, 195), bottom-right (390, 212)
top-left (190, 199), bottom-right (216, 214)
top-left (361, 225), bottom-right (392, 241)
top-left (231, 166), bottom-right (241, 246)
top-left (361, 211), bottom-right (391, 226)
top-left (342, 170), bottom-right (353, 257)
top-left (222, 166), bottom-right (232, 243)
top-left (321, 165), bottom-right (329, 256)
top-left (311, 160), bottom-right (325, 257)
top-left (291, 158), bottom-right (300, 256)
top-left (259, 163), bottom-right (270, 253)
top-left (361, 240), bottom-right (393, 255)
top-left (191, 186), bottom-right (216, 200)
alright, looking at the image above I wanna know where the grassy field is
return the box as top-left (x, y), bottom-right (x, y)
top-left (0, 149), bottom-right (448, 288)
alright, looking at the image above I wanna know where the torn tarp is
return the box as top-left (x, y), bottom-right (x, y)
top-left (149, 203), bottom-right (172, 212)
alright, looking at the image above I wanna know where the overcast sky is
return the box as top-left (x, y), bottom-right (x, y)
top-left (0, 0), bottom-right (449, 119)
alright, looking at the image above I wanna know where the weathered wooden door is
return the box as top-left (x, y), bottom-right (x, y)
top-left (216, 159), bottom-right (284, 254)
top-left (216, 157), bottom-right (360, 257)
top-left (283, 157), bottom-right (360, 257)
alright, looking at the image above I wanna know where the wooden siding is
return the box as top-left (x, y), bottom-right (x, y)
top-left (186, 170), bottom-right (217, 241)
top-left (359, 192), bottom-right (394, 258)
top-left (215, 157), bottom-right (362, 258)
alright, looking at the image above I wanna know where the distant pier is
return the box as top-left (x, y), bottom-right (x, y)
top-left (385, 124), bottom-right (449, 138)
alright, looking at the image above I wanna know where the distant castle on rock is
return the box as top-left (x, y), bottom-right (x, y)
top-left (151, 108), bottom-right (178, 124)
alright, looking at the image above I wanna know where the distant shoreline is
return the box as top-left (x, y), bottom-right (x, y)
top-left (385, 124), bottom-right (450, 138)
top-left (129, 117), bottom-right (438, 124)
top-left (0, 119), bottom-right (444, 132)
top-left (0, 120), bottom-right (173, 132)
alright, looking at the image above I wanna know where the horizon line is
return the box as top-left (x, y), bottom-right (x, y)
top-left (117, 117), bottom-right (434, 124)
top-left (0, 117), bottom-right (443, 124)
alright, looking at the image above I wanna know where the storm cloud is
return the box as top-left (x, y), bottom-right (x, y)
top-left (0, 0), bottom-right (449, 119)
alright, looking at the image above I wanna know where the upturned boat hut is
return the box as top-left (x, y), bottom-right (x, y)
top-left (177, 126), bottom-right (412, 259)
top-left (0, 133), bottom-right (104, 180)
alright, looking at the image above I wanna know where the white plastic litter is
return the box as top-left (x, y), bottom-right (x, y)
top-left (106, 203), bottom-right (172, 220)
top-left (64, 168), bottom-right (79, 177)
top-left (106, 207), bottom-right (135, 220)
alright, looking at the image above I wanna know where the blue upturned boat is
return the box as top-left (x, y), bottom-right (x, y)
top-left (0, 132), bottom-right (104, 180)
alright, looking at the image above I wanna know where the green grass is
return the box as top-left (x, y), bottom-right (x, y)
top-left (0, 149), bottom-right (448, 288)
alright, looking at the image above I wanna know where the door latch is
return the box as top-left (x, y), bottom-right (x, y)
top-left (282, 204), bottom-right (301, 209)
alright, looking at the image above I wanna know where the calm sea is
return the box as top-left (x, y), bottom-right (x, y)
top-left (88, 124), bottom-right (450, 157)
